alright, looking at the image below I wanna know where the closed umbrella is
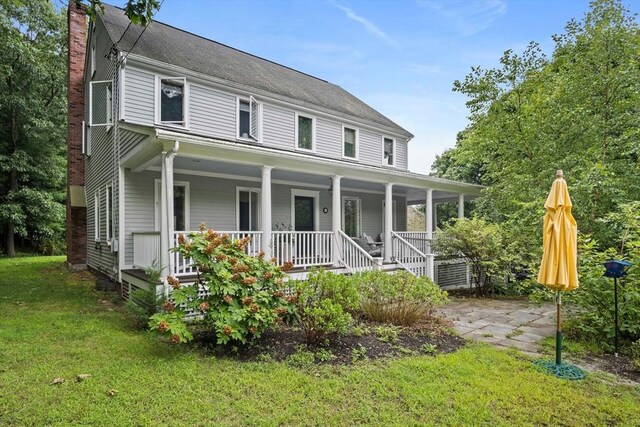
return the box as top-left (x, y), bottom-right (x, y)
top-left (534, 170), bottom-right (585, 379)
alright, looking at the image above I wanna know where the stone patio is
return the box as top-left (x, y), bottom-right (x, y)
top-left (438, 298), bottom-right (557, 356)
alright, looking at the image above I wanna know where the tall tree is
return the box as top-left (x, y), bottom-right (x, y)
top-left (435, 0), bottom-right (640, 250)
top-left (0, 0), bottom-right (67, 256)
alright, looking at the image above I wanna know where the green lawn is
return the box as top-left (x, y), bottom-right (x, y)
top-left (0, 257), bottom-right (638, 426)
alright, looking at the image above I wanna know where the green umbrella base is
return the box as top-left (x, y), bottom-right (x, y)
top-left (533, 360), bottom-right (586, 380)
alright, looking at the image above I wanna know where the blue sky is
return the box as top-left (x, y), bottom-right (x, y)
top-left (109, 0), bottom-right (638, 174)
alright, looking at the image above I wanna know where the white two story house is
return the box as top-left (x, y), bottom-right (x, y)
top-left (68, 3), bottom-right (482, 293)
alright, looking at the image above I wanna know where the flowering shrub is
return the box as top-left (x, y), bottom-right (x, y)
top-left (149, 227), bottom-right (294, 345)
top-left (354, 270), bottom-right (448, 326)
top-left (291, 268), bottom-right (360, 343)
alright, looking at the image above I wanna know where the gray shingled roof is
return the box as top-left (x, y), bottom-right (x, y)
top-left (100, 4), bottom-right (413, 138)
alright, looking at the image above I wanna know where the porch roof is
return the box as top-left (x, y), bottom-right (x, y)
top-left (123, 127), bottom-right (484, 199)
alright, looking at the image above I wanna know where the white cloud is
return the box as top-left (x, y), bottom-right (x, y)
top-left (331, 1), bottom-right (399, 48)
top-left (418, 0), bottom-right (507, 36)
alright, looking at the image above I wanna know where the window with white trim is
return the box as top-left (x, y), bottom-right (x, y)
top-left (94, 191), bottom-right (100, 241)
top-left (106, 185), bottom-right (113, 240)
top-left (383, 137), bottom-right (395, 166)
top-left (89, 80), bottom-right (113, 127)
top-left (343, 126), bottom-right (357, 159)
top-left (237, 188), bottom-right (261, 231)
top-left (237, 96), bottom-right (261, 141)
top-left (154, 181), bottom-right (190, 232)
top-left (90, 42), bottom-right (96, 77)
top-left (342, 197), bottom-right (361, 237)
top-left (159, 77), bottom-right (186, 125)
top-left (296, 114), bottom-right (314, 151)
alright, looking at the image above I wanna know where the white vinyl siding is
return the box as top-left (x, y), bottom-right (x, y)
top-left (261, 103), bottom-right (294, 149)
top-left (190, 85), bottom-right (236, 138)
top-left (124, 67), bottom-right (155, 124)
top-left (357, 129), bottom-right (381, 166)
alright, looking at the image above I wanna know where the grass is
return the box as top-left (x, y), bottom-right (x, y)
top-left (0, 257), bottom-right (639, 426)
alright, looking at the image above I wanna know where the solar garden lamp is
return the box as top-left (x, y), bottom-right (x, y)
top-left (603, 260), bottom-right (632, 357)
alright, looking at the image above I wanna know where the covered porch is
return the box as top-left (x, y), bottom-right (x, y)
top-left (120, 127), bottom-right (482, 283)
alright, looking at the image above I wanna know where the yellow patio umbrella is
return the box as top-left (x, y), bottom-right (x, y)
top-left (535, 170), bottom-right (585, 379)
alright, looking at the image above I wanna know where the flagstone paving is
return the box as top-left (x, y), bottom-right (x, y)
top-left (438, 298), bottom-right (556, 357)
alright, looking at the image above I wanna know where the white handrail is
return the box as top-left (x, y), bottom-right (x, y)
top-left (271, 231), bottom-right (333, 268)
top-left (338, 230), bottom-right (378, 273)
top-left (171, 230), bottom-right (263, 276)
top-left (392, 231), bottom-right (431, 277)
top-left (394, 231), bottom-right (433, 255)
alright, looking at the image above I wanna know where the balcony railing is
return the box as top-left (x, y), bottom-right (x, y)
top-left (171, 231), bottom-right (263, 276)
top-left (271, 231), bottom-right (334, 269)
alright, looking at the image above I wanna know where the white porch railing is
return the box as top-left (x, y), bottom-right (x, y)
top-left (271, 231), bottom-right (333, 268)
top-left (394, 231), bottom-right (433, 255)
top-left (171, 231), bottom-right (263, 276)
top-left (391, 231), bottom-right (433, 278)
top-left (338, 230), bottom-right (378, 273)
top-left (132, 231), bottom-right (161, 269)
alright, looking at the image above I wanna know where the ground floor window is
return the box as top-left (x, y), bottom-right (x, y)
top-left (237, 188), bottom-right (260, 231)
top-left (342, 197), bottom-right (361, 237)
top-left (154, 180), bottom-right (190, 232)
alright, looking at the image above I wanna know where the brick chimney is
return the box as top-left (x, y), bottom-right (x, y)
top-left (66, 1), bottom-right (88, 269)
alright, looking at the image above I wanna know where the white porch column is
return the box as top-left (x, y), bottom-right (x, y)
top-left (384, 182), bottom-right (394, 262)
top-left (458, 194), bottom-right (465, 219)
top-left (160, 143), bottom-right (178, 280)
top-left (331, 175), bottom-right (342, 266)
top-left (425, 188), bottom-right (435, 280)
top-left (261, 166), bottom-right (273, 258)
top-left (425, 189), bottom-right (433, 239)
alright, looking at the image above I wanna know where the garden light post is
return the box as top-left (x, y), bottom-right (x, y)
top-left (603, 260), bottom-right (631, 357)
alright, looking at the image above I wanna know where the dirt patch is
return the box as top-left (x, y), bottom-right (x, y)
top-left (576, 354), bottom-right (640, 385)
top-left (189, 316), bottom-right (465, 365)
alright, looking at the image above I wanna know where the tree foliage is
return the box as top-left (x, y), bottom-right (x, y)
top-left (433, 0), bottom-right (640, 251)
top-left (87, 0), bottom-right (160, 27)
top-left (0, 0), bottom-right (67, 256)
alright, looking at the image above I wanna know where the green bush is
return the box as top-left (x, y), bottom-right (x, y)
top-left (354, 270), bottom-right (448, 326)
top-left (291, 268), bottom-right (359, 343)
top-left (432, 218), bottom-right (518, 296)
top-left (149, 228), bottom-right (294, 345)
top-left (567, 202), bottom-right (640, 351)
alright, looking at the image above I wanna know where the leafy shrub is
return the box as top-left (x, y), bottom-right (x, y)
top-left (567, 202), bottom-right (640, 351)
top-left (354, 270), bottom-right (448, 326)
top-left (126, 261), bottom-right (165, 329)
top-left (374, 325), bottom-right (401, 343)
top-left (149, 227), bottom-right (294, 345)
top-left (291, 268), bottom-right (359, 343)
top-left (432, 218), bottom-right (518, 296)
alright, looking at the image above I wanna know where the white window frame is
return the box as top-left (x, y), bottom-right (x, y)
top-left (153, 179), bottom-right (191, 232)
top-left (90, 42), bottom-right (96, 77)
top-left (382, 136), bottom-right (396, 167)
top-left (235, 187), bottom-right (262, 231)
top-left (291, 189), bottom-right (320, 231)
top-left (294, 112), bottom-right (316, 152)
top-left (342, 125), bottom-right (359, 160)
top-left (236, 96), bottom-right (262, 142)
top-left (341, 196), bottom-right (362, 237)
top-left (105, 184), bottom-right (113, 241)
top-left (382, 199), bottom-right (398, 232)
top-left (89, 80), bottom-right (114, 127)
top-left (155, 76), bottom-right (189, 128)
top-left (94, 190), bottom-right (100, 241)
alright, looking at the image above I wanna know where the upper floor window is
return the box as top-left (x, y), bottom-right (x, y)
top-left (89, 80), bottom-right (113, 128)
top-left (159, 77), bottom-right (186, 126)
top-left (343, 126), bottom-right (358, 159)
top-left (383, 137), bottom-right (395, 166)
top-left (237, 96), bottom-right (261, 141)
top-left (296, 114), bottom-right (314, 151)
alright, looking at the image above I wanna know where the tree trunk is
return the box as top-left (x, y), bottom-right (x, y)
top-left (5, 223), bottom-right (15, 257)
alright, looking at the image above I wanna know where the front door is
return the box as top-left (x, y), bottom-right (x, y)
top-left (294, 196), bottom-right (315, 231)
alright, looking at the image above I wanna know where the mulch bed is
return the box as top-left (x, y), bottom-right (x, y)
top-left (189, 316), bottom-right (465, 366)
top-left (576, 354), bottom-right (640, 384)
